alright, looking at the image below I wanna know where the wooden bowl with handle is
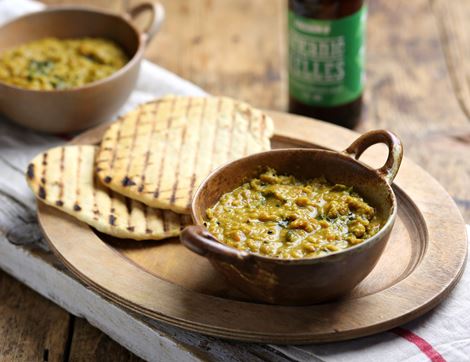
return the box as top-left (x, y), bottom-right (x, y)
top-left (0, 3), bottom-right (164, 134)
top-left (181, 130), bottom-right (404, 305)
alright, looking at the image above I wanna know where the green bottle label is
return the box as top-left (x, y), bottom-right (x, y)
top-left (288, 6), bottom-right (366, 107)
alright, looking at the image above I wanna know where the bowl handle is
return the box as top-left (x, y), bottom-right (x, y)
top-left (180, 225), bottom-right (252, 264)
top-left (344, 130), bottom-right (403, 184)
top-left (125, 2), bottom-right (165, 44)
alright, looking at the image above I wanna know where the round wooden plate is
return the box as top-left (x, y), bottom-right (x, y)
top-left (38, 112), bottom-right (468, 344)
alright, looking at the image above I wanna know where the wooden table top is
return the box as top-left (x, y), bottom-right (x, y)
top-left (2, 0), bottom-right (469, 360)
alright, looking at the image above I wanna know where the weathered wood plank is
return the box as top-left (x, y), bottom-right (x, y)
top-left (68, 318), bottom-right (144, 362)
top-left (0, 271), bottom-right (70, 362)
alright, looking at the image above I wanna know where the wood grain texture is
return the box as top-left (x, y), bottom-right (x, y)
top-left (147, 0), bottom-right (287, 111)
top-left (0, 271), bottom-right (70, 362)
top-left (69, 318), bottom-right (144, 362)
top-left (38, 112), bottom-right (467, 344)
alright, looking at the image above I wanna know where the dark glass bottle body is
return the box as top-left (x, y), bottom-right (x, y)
top-left (288, 0), bottom-right (365, 129)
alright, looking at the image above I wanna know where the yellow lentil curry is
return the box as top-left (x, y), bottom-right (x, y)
top-left (0, 37), bottom-right (128, 90)
top-left (206, 168), bottom-right (382, 259)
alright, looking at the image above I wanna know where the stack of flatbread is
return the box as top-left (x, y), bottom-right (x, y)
top-left (26, 95), bottom-right (274, 240)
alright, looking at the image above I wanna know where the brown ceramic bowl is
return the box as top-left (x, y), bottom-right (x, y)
top-left (0, 3), bottom-right (164, 134)
top-left (181, 130), bottom-right (404, 305)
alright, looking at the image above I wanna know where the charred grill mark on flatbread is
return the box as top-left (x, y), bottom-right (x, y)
top-left (122, 106), bottom-right (144, 189)
top-left (108, 180), bottom-right (115, 229)
top-left (57, 147), bottom-right (65, 206)
top-left (121, 176), bottom-right (136, 187)
top-left (109, 119), bottom-right (123, 172)
top-left (92, 174), bottom-right (99, 220)
top-left (170, 97), bottom-right (192, 205)
top-left (73, 146), bottom-right (82, 212)
top-left (154, 96), bottom-right (177, 198)
top-left (124, 196), bottom-right (132, 213)
top-left (38, 186), bottom-right (46, 199)
top-left (142, 187), bottom-right (190, 194)
top-left (125, 197), bottom-right (132, 232)
top-left (161, 208), bottom-right (168, 233)
top-left (27, 164), bottom-right (34, 180)
top-left (138, 153), bottom-right (150, 192)
top-left (104, 127), bottom-right (171, 141)
top-left (138, 140), bottom-right (151, 194)
top-left (144, 204), bottom-right (152, 234)
top-left (185, 97), bottom-right (208, 210)
top-left (186, 179), bottom-right (196, 211)
top-left (38, 152), bottom-right (48, 199)
top-left (143, 202), bottom-right (149, 234)
top-left (105, 173), bottom-right (115, 225)
top-left (139, 101), bottom-right (161, 193)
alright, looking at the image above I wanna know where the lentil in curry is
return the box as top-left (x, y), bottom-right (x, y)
top-left (0, 37), bottom-right (128, 90)
top-left (206, 168), bottom-right (382, 259)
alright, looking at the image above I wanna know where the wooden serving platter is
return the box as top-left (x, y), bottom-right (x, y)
top-left (37, 112), bottom-right (467, 344)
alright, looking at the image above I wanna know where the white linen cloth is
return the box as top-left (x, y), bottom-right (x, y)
top-left (0, 1), bottom-right (468, 361)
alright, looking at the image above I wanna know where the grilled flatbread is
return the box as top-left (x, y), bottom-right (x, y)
top-left (26, 145), bottom-right (190, 240)
top-left (96, 95), bottom-right (274, 214)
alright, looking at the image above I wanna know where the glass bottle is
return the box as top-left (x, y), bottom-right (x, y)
top-left (288, 0), bottom-right (366, 128)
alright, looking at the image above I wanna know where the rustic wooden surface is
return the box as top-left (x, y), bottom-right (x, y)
top-left (1, 0), bottom-right (469, 360)
top-left (68, 318), bottom-right (143, 362)
top-left (0, 272), bottom-right (70, 362)
top-left (37, 112), bottom-right (467, 343)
